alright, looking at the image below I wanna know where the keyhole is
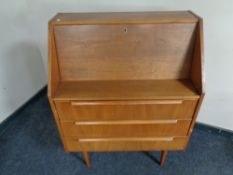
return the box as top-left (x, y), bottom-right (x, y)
top-left (123, 27), bottom-right (128, 34)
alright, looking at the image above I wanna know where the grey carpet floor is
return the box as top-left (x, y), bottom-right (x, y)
top-left (0, 91), bottom-right (233, 175)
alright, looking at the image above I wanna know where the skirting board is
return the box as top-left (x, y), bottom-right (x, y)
top-left (0, 86), bottom-right (232, 139)
top-left (195, 121), bottom-right (233, 138)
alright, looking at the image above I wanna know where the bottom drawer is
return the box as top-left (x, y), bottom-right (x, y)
top-left (64, 136), bottom-right (189, 152)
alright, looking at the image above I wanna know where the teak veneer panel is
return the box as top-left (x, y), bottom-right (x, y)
top-left (54, 23), bottom-right (196, 81)
top-left (54, 80), bottom-right (199, 101)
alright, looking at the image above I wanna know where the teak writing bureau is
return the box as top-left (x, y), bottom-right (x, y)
top-left (48, 11), bottom-right (205, 167)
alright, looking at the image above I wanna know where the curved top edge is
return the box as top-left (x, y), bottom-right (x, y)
top-left (49, 11), bottom-right (199, 25)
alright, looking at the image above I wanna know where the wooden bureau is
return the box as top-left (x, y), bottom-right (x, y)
top-left (48, 11), bottom-right (205, 167)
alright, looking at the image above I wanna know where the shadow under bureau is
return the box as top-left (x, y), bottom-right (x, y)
top-left (48, 11), bottom-right (205, 167)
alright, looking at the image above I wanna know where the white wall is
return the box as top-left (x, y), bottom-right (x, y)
top-left (0, 0), bottom-right (46, 123)
top-left (1, 0), bottom-right (233, 131)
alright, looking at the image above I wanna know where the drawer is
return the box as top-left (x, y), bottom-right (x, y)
top-left (55, 100), bottom-right (197, 121)
top-left (64, 136), bottom-right (189, 152)
top-left (61, 119), bottom-right (191, 137)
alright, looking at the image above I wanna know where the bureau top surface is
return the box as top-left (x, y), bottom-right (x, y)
top-left (50, 11), bottom-right (198, 24)
top-left (54, 79), bottom-right (199, 101)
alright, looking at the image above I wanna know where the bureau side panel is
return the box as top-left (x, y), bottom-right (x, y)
top-left (48, 98), bottom-right (68, 151)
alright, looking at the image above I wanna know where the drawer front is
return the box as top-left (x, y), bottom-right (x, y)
top-left (64, 136), bottom-right (189, 152)
top-left (61, 119), bottom-right (191, 137)
top-left (55, 100), bottom-right (197, 121)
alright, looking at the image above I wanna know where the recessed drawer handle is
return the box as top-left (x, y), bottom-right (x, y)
top-left (74, 120), bottom-right (178, 125)
top-left (71, 100), bottom-right (183, 106)
top-left (77, 137), bottom-right (174, 142)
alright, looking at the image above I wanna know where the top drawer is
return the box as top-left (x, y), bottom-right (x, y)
top-left (55, 100), bottom-right (197, 121)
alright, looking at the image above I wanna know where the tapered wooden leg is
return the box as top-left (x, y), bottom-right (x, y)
top-left (83, 152), bottom-right (90, 168)
top-left (160, 150), bottom-right (168, 166)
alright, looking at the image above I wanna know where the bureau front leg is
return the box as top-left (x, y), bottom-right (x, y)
top-left (83, 152), bottom-right (91, 168)
top-left (160, 150), bottom-right (168, 166)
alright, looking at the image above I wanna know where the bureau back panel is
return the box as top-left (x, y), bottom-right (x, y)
top-left (54, 23), bottom-right (197, 81)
